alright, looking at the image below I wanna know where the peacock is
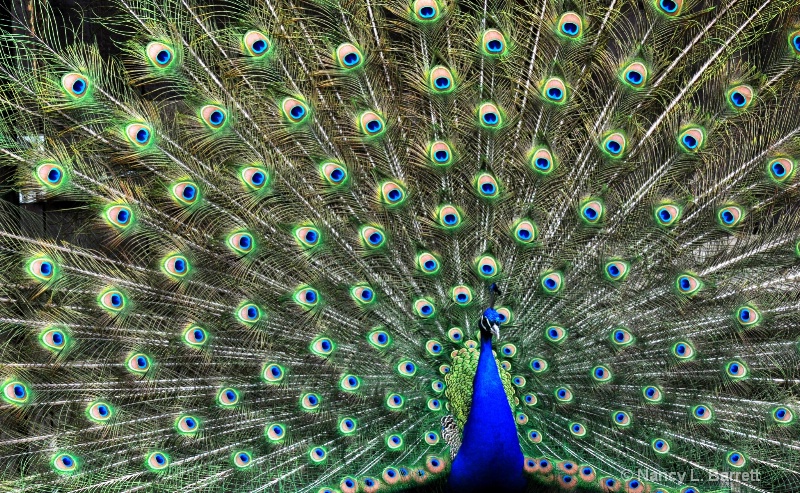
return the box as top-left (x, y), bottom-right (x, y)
top-left (2, 0), bottom-right (800, 491)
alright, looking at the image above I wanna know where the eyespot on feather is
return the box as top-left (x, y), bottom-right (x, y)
top-left (478, 102), bottom-right (503, 128)
top-left (243, 31), bottom-right (271, 57)
top-left (621, 61), bottom-right (648, 88)
top-left (529, 147), bottom-right (556, 175)
top-left (282, 97), bottom-right (310, 124)
top-left (437, 204), bottom-right (462, 228)
top-left (727, 84), bottom-right (754, 110)
top-left (413, 0), bottom-right (442, 22)
top-left (105, 205), bottom-right (135, 230)
top-left (359, 110), bottom-right (385, 136)
top-left (146, 451), bottom-right (170, 471)
top-left (541, 77), bottom-right (567, 104)
top-left (125, 123), bottom-right (152, 147)
top-left (146, 42), bottom-right (175, 68)
top-left (481, 29), bottom-right (507, 56)
top-left (428, 141), bottom-right (453, 166)
top-left (35, 162), bottom-right (67, 189)
top-left (236, 302), bottom-right (262, 324)
top-left (336, 43), bottom-right (363, 69)
top-left (61, 73), bottom-right (89, 99)
top-left (429, 65), bottom-right (455, 93)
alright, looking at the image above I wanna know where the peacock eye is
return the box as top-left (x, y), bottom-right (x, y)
top-left (262, 363), bottom-right (285, 383)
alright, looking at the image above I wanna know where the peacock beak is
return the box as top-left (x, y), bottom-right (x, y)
top-left (491, 323), bottom-right (500, 340)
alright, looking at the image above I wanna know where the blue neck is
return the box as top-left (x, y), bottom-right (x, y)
top-left (448, 335), bottom-right (525, 492)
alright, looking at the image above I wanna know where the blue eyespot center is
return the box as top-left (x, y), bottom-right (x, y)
top-left (347, 377), bottom-right (357, 386)
top-left (541, 460), bottom-right (549, 467)
top-left (606, 479), bottom-right (616, 487)
top-left (607, 264), bottom-right (621, 277)
top-left (329, 168), bottom-right (344, 181)
top-left (136, 356), bottom-right (147, 368)
top-left (270, 366), bottom-right (281, 377)
top-left (366, 120), bottom-right (382, 132)
top-left (343, 52), bottom-right (359, 66)
top-left (595, 368), bottom-right (605, 377)
top-left (562, 22), bottom-right (578, 35)
top-left (487, 40), bottom-right (503, 52)
top-left (731, 453), bottom-right (740, 462)
top-left (481, 264), bottom-right (494, 274)
top-left (154, 454), bottom-right (165, 464)
top-left (535, 157), bottom-right (550, 169)
top-left (419, 6), bottom-right (435, 17)
top-left (660, 0), bottom-right (678, 12)
top-left (626, 70), bottom-right (642, 84)
top-left (646, 387), bottom-right (656, 397)
top-left (729, 363), bottom-right (739, 373)
top-left (305, 291), bottom-right (316, 303)
top-left (435, 77), bottom-right (450, 89)
top-left (320, 339), bottom-right (330, 350)
top-left (377, 333), bottom-right (388, 344)
top-left (252, 39), bottom-right (267, 54)
top-left (676, 344), bottom-right (686, 355)
top-left (345, 479), bottom-right (355, 487)
top-left (615, 330), bottom-right (626, 342)
top-left (630, 480), bottom-right (640, 488)
top-left (679, 277), bottom-right (691, 290)
top-left (52, 331), bottom-right (64, 345)
top-left (740, 309), bottom-right (751, 321)
top-left (444, 213), bottom-right (457, 225)
top-left (47, 168), bottom-right (61, 182)
top-left (72, 79), bottom-right (86, 94)
top-left (247, 306), bottom-right (257, 319)
top-left (606, 140), bottom-right (621, 154)
top-left (61, 456), bottom-right (74, 467)
top-left (117, 209), bottom-right (130, 223)
top-left (393, 396), bottom-right (401, 404)
top-left (544, 278), bottom-right (557, 289)
top-left (40, 262), bottom-right (52, 275)
top-left (182, 186), bottom-right (196, 200)
top-left (696, 407), bottom-right (706, 416)
top-left (387, 469), bottom-right (396, 477)
top-left (360, 289), bottom-right (372, 300)
top-left (174, 259), bottom-right (185, 272)
top-left (225, 390), bottom-right (236, 401)
top-left (616, 413), bottom-right (625, 422)
top-left (290, 105), bottom-right (305, 119)
top-left (659, 208), bottom-right (672, 221)
top-left (547, 87), bottom-right (563, 100)
top-left (772, 161), bottom-right (786, 177)
top-left (307, 395), bottom-right (318, 405)
top-left (481, 182), bottom-right (496, 194)
top-left (793, 35), bottom-right (800, 51)
top-left (273, 426), bottom-right (282, 435)
top-left (251, 172), bottom-right (265, 185)
top-left (305, 230), bottom-right (318, 243)
top-left (730, 91), bottom-right (746, 107)
top-left (13, 384), bottom-right (25, 398)
top-left (518, 228), bottom-right (532, 240)
top-left (239, 236), bottom-right (251, 249)
top-left (420, 304), bottom-right (432, 315)
top-left (563, 476), bottom-right (572, 483)
top-left (682, 134), bottom-right (698, 148)
top-left (136, 128), bottom-right (149, 143)
top-left (434, 150), bottom-right (449, 162)
top-left (387, 189), bottom-right (402, 201)
top-left (345, 419), bottom-right (354, 428)
top-left (456, 293), bottom-right (468, 302)
top-left (776, 408), bottom-right (787, 418)
top-left (391, 436), bottom-right (400, 444)
top-left (584, 207), bottom-right (598, 220)
top-left (583, 467), bottom-right (592, 475)
top-left (156, 50), bottom-right (171, 64)
top-left (110, 294), bottom-right (122, 307)
top-left (656, 440), bottom-right (664, 448)
top-left (239, 453), bottom-right (249, 462)
top-left (722, 210), bottom-right (735, 223)
top-left (368, 232), bottom-right (383, 245)
top-left (558, 389), bottom-right (567, 398)
top-left (482, 112), bottom-right (498, 124)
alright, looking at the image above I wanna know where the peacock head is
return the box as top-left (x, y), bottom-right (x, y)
top-left (479, 307), bottom-right (501, 340)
